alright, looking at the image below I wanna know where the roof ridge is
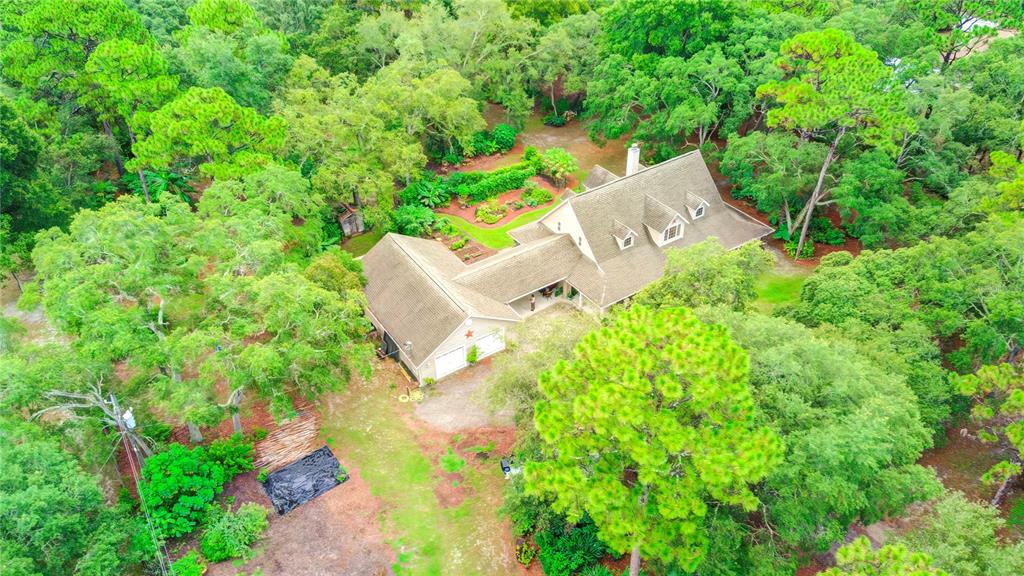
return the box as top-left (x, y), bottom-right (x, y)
top-left (453, 234), bottom-right (567, 279)
top-left (389, 235), bottom-right (471, 316)
top-left (572, 148), bottom-right (705, 200)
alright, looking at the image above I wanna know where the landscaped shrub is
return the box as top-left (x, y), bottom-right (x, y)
top-left (140, 444), bottom-right (230, 538)
top-left (541, 148), bottom-right (578, 188)
top-left (810, 216), bottom-right (846, 245)
top-left (543, 112), bottom-right (567, 127)
top-left (784, 239), bottom-right (814, 259)
top-left (205, 434), bottom-right (255, 478)
top-left (523, 146), bottom-right (541, 170)
top-left (521, 185), bottom-right (553, 207)
top-left (392, 205), bottom-right (436, 237)
top-left (199, 503), bottom-right (269, 562)
top-left (535, 522), bottom-right (607, 576)
top-left (472, 130), bottom-right (500, 156)
top-left (400, 175), bottom-right (451, 208)
top-left (492, 123), bottom-right (516, 151)
top-left (450, 237), bottom-right (468, 251)
top-left (466, 344), bottom-right (480, 364)
top-left (170, 551), bottom-right (206, 576)
top-left (475, 199), bottom-right (507, 224)
top-left (462, 165), bottom-right (537, 203)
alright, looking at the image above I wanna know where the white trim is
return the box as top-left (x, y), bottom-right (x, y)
top-left (688, 201), bottom-right (708, 219)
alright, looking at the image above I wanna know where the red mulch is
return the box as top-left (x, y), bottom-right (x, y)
top-left (434, 176), bottom-right (562, 228)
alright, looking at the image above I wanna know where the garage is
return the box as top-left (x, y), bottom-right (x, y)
top-left (434, 346), bottom-right (466, 379)
top-left (475, 331), bottom-right (505, 359)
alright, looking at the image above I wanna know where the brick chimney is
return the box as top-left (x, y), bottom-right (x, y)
top-left (626, 143), bottom-right (641, 176)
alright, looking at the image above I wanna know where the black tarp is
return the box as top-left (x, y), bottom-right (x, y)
top-left (262, 446), bottom-right (346, 515)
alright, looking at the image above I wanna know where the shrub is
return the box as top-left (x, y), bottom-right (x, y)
top-left (535, 522), bottom-right (607, 576)
top-left (523, 146), bottom-right (541, 169)
top-left (401, 176), bottom-right (451, 208)
top-left (471, 130), bottom-right (499, 156)
top-left (200, 503), bottom-right (269, 562)
top-left (257, 468), bottom-right (269, 483)
top-left (450, 237), bottom-right (468, 251)
top-left (140, 444), bottom-right (229, 538)
top-left (439, 447), bottom-right (466, 473)
top-left (170, 551), bottom-right (206, 576)
top-left (512, 200), bottom-right (525, 210)
top-left (810, 216), bottom-right (846, 245)
top-left (541, 148), bottom-right (578, 188)
top-left (206, 434), bottom-right (255, 478)
top-left (464, 166), bottom-right (537, 203)
top-left (543, 113), bottom-right (567, 127)
top-left (392, 205), bottom-right (436, 237)
top-left (784, 239), bottom-right (814, 259)
top-left (493, 124), bottom-right (517, 151)
top-left (521, 186), bottom-right (553, 207)
top-left (517, 541), bottom-right (537, 566)
top-left (248, 427), bottom-right (268, 441)
top-left (466, 344), bottom-right (480, 364)
top-left (475, 199), bottom-right (507, 224)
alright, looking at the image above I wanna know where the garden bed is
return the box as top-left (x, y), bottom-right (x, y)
top-left (434, 176), bottom-right (561, 228)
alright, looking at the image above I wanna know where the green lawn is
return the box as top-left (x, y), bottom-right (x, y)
top-left (753, 270), bottom-right (810, 313)
top-left (442, 203), bottom-right (558, 250)
top-left (340, 228), bottom-right (385, 257)
top-left (321, 368), bottom-right (515, 576)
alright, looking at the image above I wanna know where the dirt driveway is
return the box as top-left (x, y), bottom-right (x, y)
top-left (414, 359), bottom-right (514, 433)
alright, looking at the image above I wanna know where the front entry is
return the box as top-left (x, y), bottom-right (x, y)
top-left (434, 346), bottom-right (467, 379)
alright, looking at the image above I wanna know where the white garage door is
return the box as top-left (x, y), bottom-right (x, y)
top-left (475, 331), bottom-right (505, 359)
top-left (434, 346), bottom-right (466, 379)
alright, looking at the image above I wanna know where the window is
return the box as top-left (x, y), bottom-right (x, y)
top-left (557, 221), bottom-right (562, 231)
top-left (694, 205), bottom-right (705, 218)
top-left (578, 236), bottom-right (582, 246)
top-left (622, 235), bottom-right (633, 248)
top-left (663, 223), bottom-right (681, 242)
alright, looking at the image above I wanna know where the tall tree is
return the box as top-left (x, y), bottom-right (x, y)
top-left (957, 363), bottom-right (1024, 506)
top-left (757, 28), bottom-right (914, 257)
top-left (896, 0), bottom-right (1023, 70)
top-left (822, 536), bottom-right (947, 576)
top-left (128, 87), bottom-right (286, 180)
top-left (527, 306), bottom-right (782, 575)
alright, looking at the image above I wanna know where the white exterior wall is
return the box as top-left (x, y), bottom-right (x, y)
top-left (539, 202), bottom-right (597, 262)
top-left (417, 317), bottom-right (517, 381)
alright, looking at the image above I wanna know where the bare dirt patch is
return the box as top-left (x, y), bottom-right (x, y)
top-left (414, 358), bottom-right (515, 433)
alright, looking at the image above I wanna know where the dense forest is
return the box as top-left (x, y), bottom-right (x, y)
top-left (1, 1), bottom-right (1023, 576)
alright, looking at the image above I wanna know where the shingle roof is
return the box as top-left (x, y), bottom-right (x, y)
top-left (361, 235), bottom-right (518, 366)
top-left (611, 220), bottom-right (637, 241)
top-left (642, 194), bottom-right (684, 232)
top-left (455, 235), bottom-right (581, 302)
top-left (583, 165), bottom-right (619, 190)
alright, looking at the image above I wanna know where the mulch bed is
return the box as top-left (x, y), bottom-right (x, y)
top-left (434, 175), bottom-right (562, 228)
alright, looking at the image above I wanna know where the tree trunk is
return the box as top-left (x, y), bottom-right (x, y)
top-left (795, 126), bottom-right (845, 259)
top-left (187, 422), bottom-right (204, 444)
top-left (102, 120), bottom-right (126, 177)
top-left (228, 387), bottom-right (244, 435)
top-left (9, 271), bottom-right (22, 293)
top-left (551, 84), bottom-right (558, 119)
top-left (628, 545), bottom-right (642, 576)
top-left (125, 125), bottom-right (152, 204)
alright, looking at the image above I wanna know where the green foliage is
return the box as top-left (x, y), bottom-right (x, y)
top-left (540, 148), bottom-right (578, 187)
top-left (957, 364), bottom-right (1024, 487)
top-left (206, 434), bottom-right (255, 478)
top-left (257, 468), bottom-right (269, 483)
top-left (535, 521), bottom-right (606, 576)
top-left (449, 237), bottom-right (468, 251)
top-left (823, 536), bottom-right (947, 576)
top-left (466, 345), bottom-right (480, 365)
top-left (170, 551), bottom-right (206, 576)
top-left (469, 125), bottom-right (517, 157)
top-left (199, 503), bottom-right (269, 562)
top-left (809, 217), bottom-right (846, 246)
top-left (392, 205), bottom-right (436, 237)
top-left (475, 199), bottom-right (507, 224)
top-left (139, 443), bottom-right (231, 538)
top-left (462, 165), bottom-right (538, 203)
top-left (516, 540), bottom-right (537, 565)
top-left (439, 448), bottom-right (466, 474)
top-left (637, 239), bottom-right (773, 311)
top-left (527, 306), bottom-right (782, 570)
top-left (783, 239), bottom-right (814, 259)
top-left (123, 170), bottom-right (194, 204)
top-left (492, 124), bottom-right (517, 151)
top-left (896, 491), bottom-right (1024, 576)
top-left (520, 185), bottom-right (554, 207)
top-left (304, 248), bottom-right (366, 294)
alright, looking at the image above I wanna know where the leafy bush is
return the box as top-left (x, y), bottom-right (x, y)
top-left (517, 541), bottom-right (537, 566)
top-left (200, 503), bottom-right (269, 562)
top-left (401, 175), bottom-right (451, 208)
top-left (475, 199), bottom-right (507, 224)
top-left (439, 447), bottom-right (466, 473)
top-left (257, 468), bottom-right (269, 483)
top-left (492, 124), bottom-right (517, 151)
top-left (140, 444), bottom-right (229, 538)
top-left (784, 239), bottom-right (814, 258)
top-left (392, 205), bottom-right (436, 237)
top-left (541, 148), bottom-right (578, 187)
top-left (170, 551), bottom-right (206, 576)
top-left (523, 146), bottom-right (541, 169)
top-left (521, 185), bottom-right (554, 207)
top-left (462, 165), bottom-right (537, 203)
top-left (810, 217), bottom-right (846, 245)
top-left (543, 113), bottom-right (567, 127)
top-left (535, 522), bottom-right (607, 576)
top-left (466, 344), bottom-right (480, 364)
top-left (471, 130), bottom-right (500, 156)
top-left (579, 566), bottom-right (614, 576)
top-left (450, 237), bottom-right (468, 251)
top-left (206, 434), bottom-right (255, 478)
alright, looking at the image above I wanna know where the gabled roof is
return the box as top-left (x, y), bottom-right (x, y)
top-left (642, 194), bottom-right (685, 232)
top-left (611, 220), bottom-right (637, 241)
top-left (455, 235), bottom-right (581, 302)
top-left (362, 235), bottom-right (518, 366)
top-left (583, 165), bottom-right (619, 190)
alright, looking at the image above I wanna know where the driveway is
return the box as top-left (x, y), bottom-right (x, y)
top-left (413, 359), bottom-right (514, 433)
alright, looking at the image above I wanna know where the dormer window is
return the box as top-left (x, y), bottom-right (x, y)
top-left (622, 235), bottom-right (633, 248)
top-left (663, 222), bottom-right (681, 242)
top-left (694, 205), bottom-right (705, 218)
top-left (612, 220), bottom-right (638, 250)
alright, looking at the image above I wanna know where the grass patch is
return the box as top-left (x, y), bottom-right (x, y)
top-left (340, 228), bottom-right (385, 257)
top-left (753, 271), bottom-right (809, 313)
top-left (321, 371), bottom-right (515, 576)
top-left (442, 204), bottom-right (558, 250)
top-left (439, 448), bottom-right (466, 474)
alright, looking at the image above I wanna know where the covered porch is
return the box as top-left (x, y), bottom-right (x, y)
top-left (509, 280), bottom-right (582, 317)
